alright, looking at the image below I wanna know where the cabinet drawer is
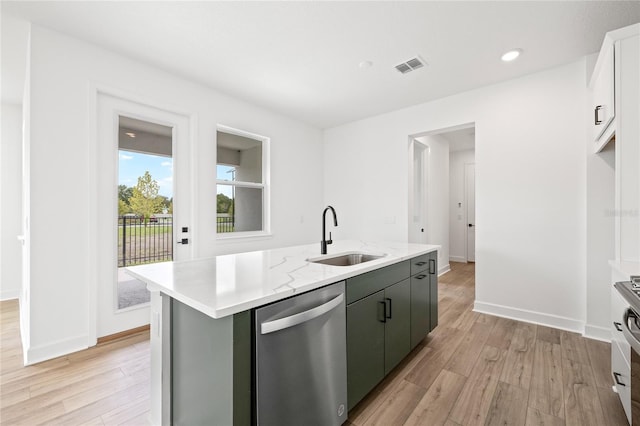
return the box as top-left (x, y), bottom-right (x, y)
top-left (612, 288), bottom-right (631, 366)
top-left (346, 261), bottom-right (410, 304)
top-left (410, 254), bottom-right (430, 275)
top-left (612, 341), bottom-right (632, 424)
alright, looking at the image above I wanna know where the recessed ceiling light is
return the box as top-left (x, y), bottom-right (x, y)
top-left (125, 132), bottom-right (136, 138)
top-left (501, 49), bottom-right (522, 62)
top-left (359, 60), bottom-right (373, 69)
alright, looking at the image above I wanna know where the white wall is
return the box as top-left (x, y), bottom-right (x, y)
top-left (324, 59), bottom-right (588, 333)
top-left (585, 143), bottom-right (615, 340)
top-left (24, 25), bottom-right (324, 363)
top-left (416, 134), bottom-right (450, 273)
top-left (449, 149), bottom-right (475, 263)
top-left (0, 103), bottom-right (23, 300)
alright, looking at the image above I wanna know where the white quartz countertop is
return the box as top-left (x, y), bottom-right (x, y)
top-left (125, 240), bottom-right (439, 319)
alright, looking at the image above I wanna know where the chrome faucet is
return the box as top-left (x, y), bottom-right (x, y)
top-left (321, 206), bottom-right (338, 254)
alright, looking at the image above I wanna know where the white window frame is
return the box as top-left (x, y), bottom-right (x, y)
top-left (215, 124), bottom-right (271, 240)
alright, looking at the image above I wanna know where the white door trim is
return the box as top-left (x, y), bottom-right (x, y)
top-left (88, 84), bottom-right (196, 345)
top-left (464, 162), bottom-right (476, 262)
top-left (407, 137), bottom-right (429, 244)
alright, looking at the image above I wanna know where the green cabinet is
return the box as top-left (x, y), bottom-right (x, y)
top-left (410, 272), bottom-right (430, 349)
top-left (346, 253), bottom-right (438, 410)
top-left (346, 278), bottom-right (411, 410)
top-left (410, 251), bottom-right (438, 349)
top-left (429, 252), bottom-right (438, 331)
top-left (346, 290), bottom-right (385, 410)
top-left (383, 279), bottom-right (411, 374)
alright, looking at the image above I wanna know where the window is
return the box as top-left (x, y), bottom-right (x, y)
top-left (216, 126), bottom-right (270, 237)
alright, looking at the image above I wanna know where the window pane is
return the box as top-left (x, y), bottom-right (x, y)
top-left (217, 184), bottom-right (263, 233)
top-left (217, 131), bottom-right (262, 183)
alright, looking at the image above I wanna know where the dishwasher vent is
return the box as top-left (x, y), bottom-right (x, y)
top-left (395, 56), bottom-right (427, 74)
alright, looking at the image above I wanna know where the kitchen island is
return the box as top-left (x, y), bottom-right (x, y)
top-left (126, 240), bottom-right (440, 425)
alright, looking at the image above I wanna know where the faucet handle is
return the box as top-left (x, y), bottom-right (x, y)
top-left (328, 232), bottom-right (333, 245)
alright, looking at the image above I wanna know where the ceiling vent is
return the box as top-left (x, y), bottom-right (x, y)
top-left (395, 56), bottom-right (426, 74)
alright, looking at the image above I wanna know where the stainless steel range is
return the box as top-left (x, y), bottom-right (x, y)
top-left (613, 277), bottom-right (640, 424)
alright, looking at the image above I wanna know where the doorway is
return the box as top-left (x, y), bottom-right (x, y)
top-left (465, 163), bottom-right (476, 262)
top-left (93, 93), bottom-right (193, 339)
top-left (407, 124), bottom-right (476, 275)
top-left (408, 139), bottom-right (428, 245)
top-left (117, 117), bottom-right (173, 309)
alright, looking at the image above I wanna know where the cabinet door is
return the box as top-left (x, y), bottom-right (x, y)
top-left (429, 252), bottom-right (438, 331)
top-left (612, 341), bottom-right (631, 423)
top-left (592, 43), bottom-right (615, 143)
top-left (410, 272), bottom-right (430, 349)
top-left (384, 279), bottom-right (411, 375)
top-left (347, 290), bottom-right (385, 410)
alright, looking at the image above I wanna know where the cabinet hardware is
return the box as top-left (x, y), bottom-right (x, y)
top-left (613, 372), bottom-right (626, 387)
top-left (614, 321), bottom-right (623, 332)
top-left (429, 259), bottom-right (436, 274)
top-left (385, 298), bottom-right (392, 319)
top-left (594, 105), bottom-right (603, 125)
top-left (415, 274), bottom-right (427, 280)
top-left (415, 261), bottom-right (427, 266)
top-left (379, 301), bottom-right (387, 323)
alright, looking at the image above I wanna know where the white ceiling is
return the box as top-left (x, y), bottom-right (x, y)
top-left (2, 1), bottom-right (639, 129)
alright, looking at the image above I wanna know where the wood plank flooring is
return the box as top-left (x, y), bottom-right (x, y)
top-left (0, 262), bottom-right (628, 425)
top-left (347, 262), bottom-right (628, 426)
top-left (0, 302), bottom-right (151, 425)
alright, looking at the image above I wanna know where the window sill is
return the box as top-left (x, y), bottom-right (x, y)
top-left (216, 231), bottom-right (273, 242)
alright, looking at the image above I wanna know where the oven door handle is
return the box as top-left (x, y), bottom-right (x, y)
top-left (622, 308), bottom-right (640, 355)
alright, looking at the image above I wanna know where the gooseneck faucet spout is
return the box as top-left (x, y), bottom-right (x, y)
top-left (321, 206), bottom-right (338, 255)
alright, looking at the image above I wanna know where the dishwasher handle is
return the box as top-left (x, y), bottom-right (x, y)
top-left (261, 293), bottom-right (344, 335)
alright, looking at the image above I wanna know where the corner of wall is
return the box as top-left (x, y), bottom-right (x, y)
top-left (24, 334), bottom-right (89, 366)
top-left (474, 300), bottom-right (585, 335)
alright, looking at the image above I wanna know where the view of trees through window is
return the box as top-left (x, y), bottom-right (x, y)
top-left (119, 171), bottom-right (173, 222)
top-left (216, 129), bottom-right (267, 234)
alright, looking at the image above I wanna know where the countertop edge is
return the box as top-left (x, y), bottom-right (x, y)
top-left (127, 242), bottom-right (440, 319)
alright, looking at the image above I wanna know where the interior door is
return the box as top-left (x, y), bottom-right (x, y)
top-left (408, 140), bottom-right (428, 244)
top-left (465, 163), bottom-right (476, 262)
top-left (95, 93), bottom-right (193, 338)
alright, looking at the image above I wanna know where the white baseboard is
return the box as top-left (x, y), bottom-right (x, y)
top-left (474, 300), bottom-right (584, 334)
top-left (438, 263), bottom-right (451, 276)
top-left (25, 334), bottom-right (89, 365)
top-left (583, 324), bottom-right (611, 342)
top-left (0, 289), bottom-right (20, 301)
top-left (449, 256), bottom-right (467, 263)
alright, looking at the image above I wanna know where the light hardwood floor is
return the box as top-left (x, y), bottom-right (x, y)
top-left (0, 262), bottom-right (628, 425)
top-left (0, 303), bottom-right (151, 425)
top-left (347, 262), bottom-right (628, 426)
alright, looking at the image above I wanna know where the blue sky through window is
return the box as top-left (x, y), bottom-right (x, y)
top-left (119, 150), bottom-right (173, 198)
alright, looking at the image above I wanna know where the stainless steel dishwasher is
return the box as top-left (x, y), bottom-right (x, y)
top-left (255, 281), bottom-right (347, 426)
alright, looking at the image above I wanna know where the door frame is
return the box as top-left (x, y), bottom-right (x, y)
top-left (464, 162), bottom-right (476, 262)
top-left (88, 85), bottom-right (196, 345)
top-left (407, 137), bottom-right (429, 244)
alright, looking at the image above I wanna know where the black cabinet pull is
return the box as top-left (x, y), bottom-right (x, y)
top-left (429, 259), bottom-right (436, 274)
top-left (385, 298), bottom-right (392, 319)
top-left (415, 261), bottom-right (427, 266)
top-left (595, 105), bottom-right (603, 125)
top-left (614, 321), bottom-right (623, 332)
top-left (415, 274), bottom-right (427, 280)
top-left (379, 301), bottom-right (387, 323)
top-left (613, 372), bottom-right (626, 387)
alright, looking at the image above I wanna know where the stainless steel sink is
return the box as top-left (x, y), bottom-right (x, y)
top-left (307, 252), bottom-right (386, 266)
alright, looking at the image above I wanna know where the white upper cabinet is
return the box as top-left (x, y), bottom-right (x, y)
top-left (590, 42), bottom-right (615, 148)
